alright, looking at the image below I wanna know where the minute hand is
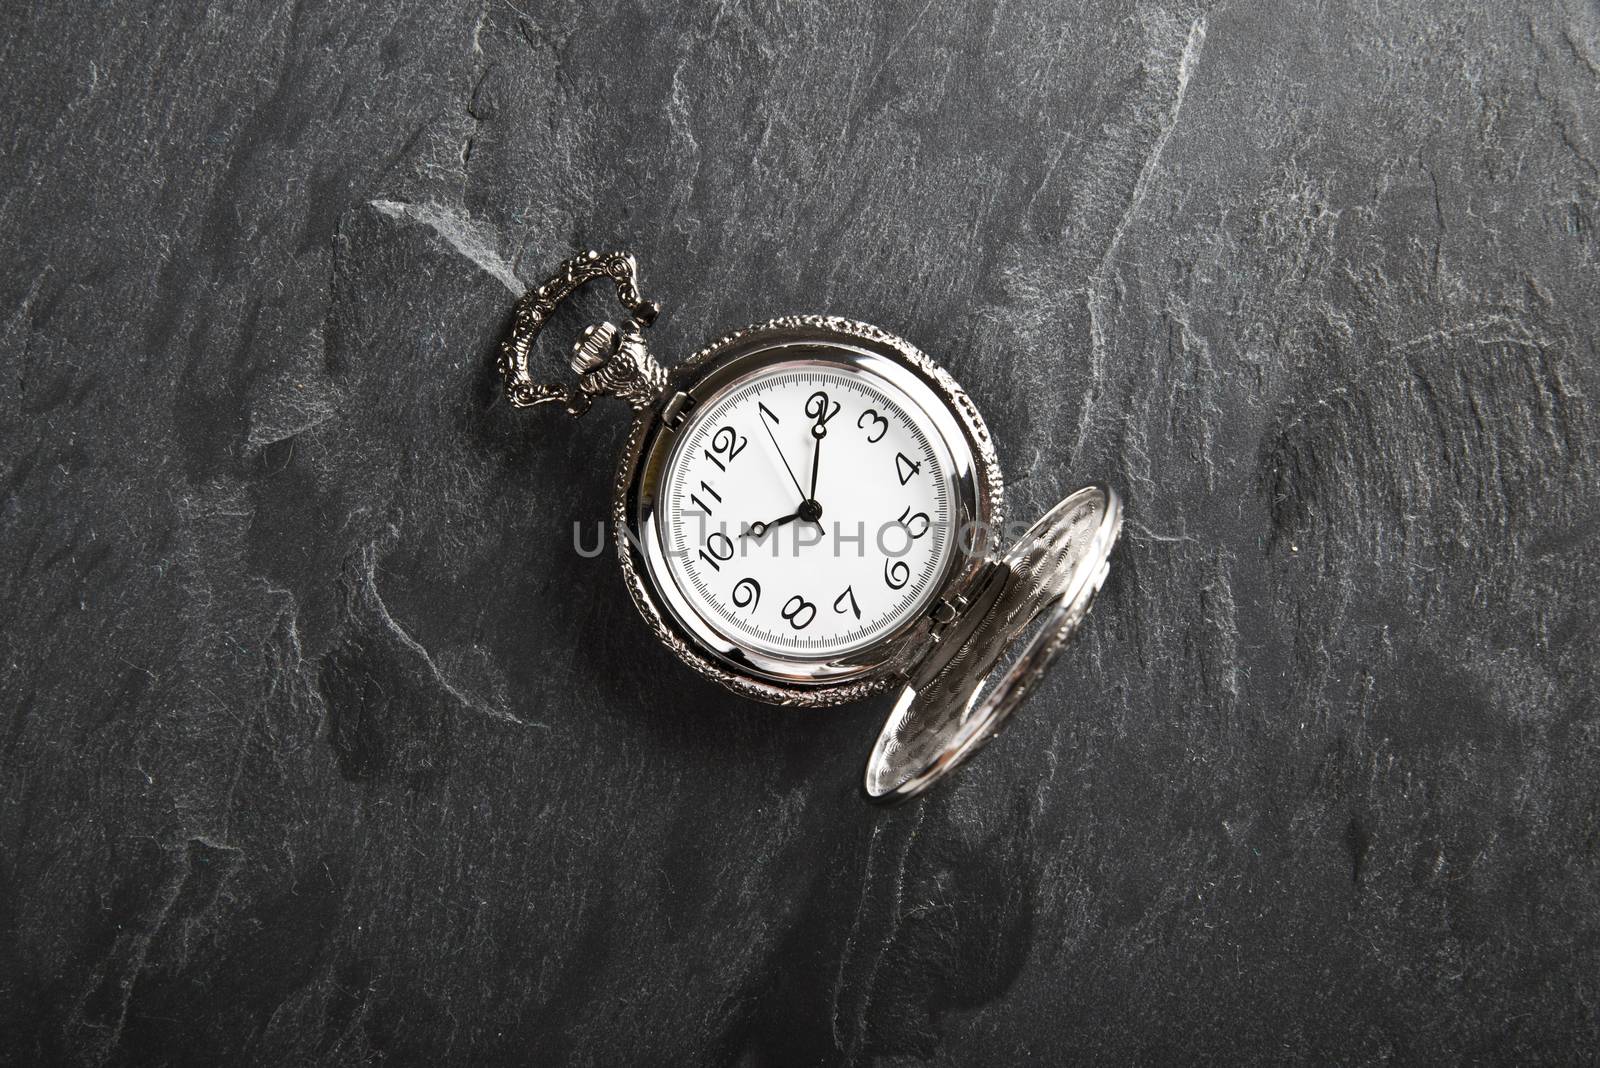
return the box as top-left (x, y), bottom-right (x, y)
top-left (758, 408), bottom-right (807, 499)
top-left (809, 433), bottom-right (821, 499)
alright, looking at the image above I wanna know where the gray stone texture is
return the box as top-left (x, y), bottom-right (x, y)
top-left (2, 0), bottom-right (1598, 1063)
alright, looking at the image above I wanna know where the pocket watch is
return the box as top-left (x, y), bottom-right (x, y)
top-left (498, 250), bottom-right (1122, 803)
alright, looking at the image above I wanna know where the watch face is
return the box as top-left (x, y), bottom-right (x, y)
top-left (656, 358), bottom-right (960, 661)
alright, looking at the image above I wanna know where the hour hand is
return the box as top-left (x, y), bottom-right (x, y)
top-left (741, 511), bottom-right (800, 540)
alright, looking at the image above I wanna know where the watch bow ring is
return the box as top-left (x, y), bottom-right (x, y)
top-left (496, 249), bottom-right (1123, 803)
top-left (497, 250), bottom-right (664, 415)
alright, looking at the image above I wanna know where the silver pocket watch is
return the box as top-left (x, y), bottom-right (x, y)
top-left (498, 250), bottom-right (1122, 802)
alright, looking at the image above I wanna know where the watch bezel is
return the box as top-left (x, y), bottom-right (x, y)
top-left (614, 316), bottom-right (1004, 707)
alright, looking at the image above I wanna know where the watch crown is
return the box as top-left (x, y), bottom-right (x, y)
top-left (571, 321), bottom-right (622, 375)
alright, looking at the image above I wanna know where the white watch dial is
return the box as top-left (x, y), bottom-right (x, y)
top-left (658, 361), bottom-right (958, 660)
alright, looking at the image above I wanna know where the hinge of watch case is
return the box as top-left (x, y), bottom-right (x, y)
top-left (661, 391), bottom-right (695, 428)
top-left (929, 594), bottom-right (965, 630)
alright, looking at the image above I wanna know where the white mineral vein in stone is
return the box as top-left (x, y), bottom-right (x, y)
top-left (369, 198), bottom-right (521, 294)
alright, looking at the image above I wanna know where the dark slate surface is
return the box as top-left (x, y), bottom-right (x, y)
top-left (3, 1), bottom-right (1599, 1064)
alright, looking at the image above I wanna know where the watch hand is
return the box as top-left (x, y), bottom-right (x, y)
top-left (759, 405), bottom-right (808, 500)
top-left (809, 433), bottom-right (822, 502)
top-left (741, 512), bottom-right (800, 539)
